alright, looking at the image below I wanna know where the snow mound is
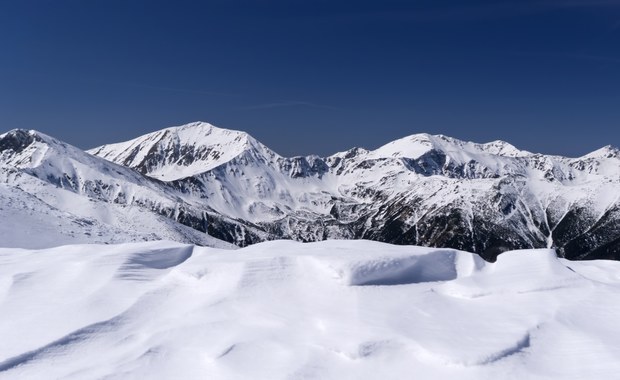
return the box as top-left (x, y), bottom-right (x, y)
top-left (122, 245), bottom-right (194, 270)
top-left (342, 251), bottom-right (460, 286)
top-left (318, 248), bottom-right (485, 286)
top-left (1, 240), bottom-right (620, 379)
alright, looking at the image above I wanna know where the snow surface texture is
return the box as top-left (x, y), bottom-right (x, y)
top-left (1, 240), bottom-right (620, 379)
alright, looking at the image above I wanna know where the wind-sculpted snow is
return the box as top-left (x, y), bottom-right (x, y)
top-left (1, 240), bottom-right (620, 379)
top-left (320, 248), bottom-right (483, 286)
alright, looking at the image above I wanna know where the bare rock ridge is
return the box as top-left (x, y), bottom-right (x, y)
top-left (1, 122), bottom-right (619, 260)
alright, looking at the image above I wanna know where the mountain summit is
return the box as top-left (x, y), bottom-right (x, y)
top-left (88, 122), bottom-right (278, 181)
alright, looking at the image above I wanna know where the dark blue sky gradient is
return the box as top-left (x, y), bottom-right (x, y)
top-left (1, 0), bottom-right (619, 157)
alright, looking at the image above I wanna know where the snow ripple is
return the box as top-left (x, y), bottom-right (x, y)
top-left (1, 240), bottom-right (620, 379)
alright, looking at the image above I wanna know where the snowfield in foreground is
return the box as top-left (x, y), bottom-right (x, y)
top-left (1, 240), bottom-right (620, 379)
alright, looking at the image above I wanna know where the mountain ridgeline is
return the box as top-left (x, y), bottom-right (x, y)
top-left (2, 122), bottom-right (619, 261)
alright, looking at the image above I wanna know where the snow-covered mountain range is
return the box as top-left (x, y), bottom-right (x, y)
top-left (2, 121), bottom-right (619, 260)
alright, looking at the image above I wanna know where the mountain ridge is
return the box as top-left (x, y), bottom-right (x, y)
top-left (2, 122), bottom-right (619, 260)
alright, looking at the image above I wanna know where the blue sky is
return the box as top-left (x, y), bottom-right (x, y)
top-left (1, 0), bottom-right (619, 157)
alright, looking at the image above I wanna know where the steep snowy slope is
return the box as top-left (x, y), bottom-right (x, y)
top-left (1, 240), bottom-right (620, 379)
top-left (90, 122), bottom-right (620, 260)
top-left (0, 129), bottom-right (243, 248)
top-left (0, 183), bottom-right (232, 249)
top-left (88, 121), bottom-right (279, 181)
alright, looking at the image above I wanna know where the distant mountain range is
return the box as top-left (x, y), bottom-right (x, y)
top-left (1, 121), bottom-right (619, 260)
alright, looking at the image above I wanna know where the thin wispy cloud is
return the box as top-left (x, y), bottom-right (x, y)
top-left (240, 101), bottom-right (338, 111)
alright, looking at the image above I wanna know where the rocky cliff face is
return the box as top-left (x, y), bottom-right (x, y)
top-left (2, 122), bottom-right (618, 260)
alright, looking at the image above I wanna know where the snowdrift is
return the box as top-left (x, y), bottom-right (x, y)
top-left (1, 240), bottom-right (619, 379)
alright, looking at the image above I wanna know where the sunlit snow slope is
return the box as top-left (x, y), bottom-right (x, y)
top-left (88, 122), bottom-right (277, 181)
top-left (1, 240), bottom-right (620, 379)
top-left (0, 129), bottom-right (240, 249)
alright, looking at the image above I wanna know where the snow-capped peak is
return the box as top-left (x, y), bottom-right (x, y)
top-left (0, 128), bottom-right (57, 150)
top-left (0, 129), bottom-right (88, 169)
top-left (480, 140), bottom-right (531, 157)
top-left (88, 121), bottom-right (278, 181)
top-left (581, 145), bottom-right (620, 160)
top-left (367, 133), bottom-right (530, 162)
top-left (0, 129), bottom-right (38, 151)
top-left (369, 133), bottom-right (436, 159)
